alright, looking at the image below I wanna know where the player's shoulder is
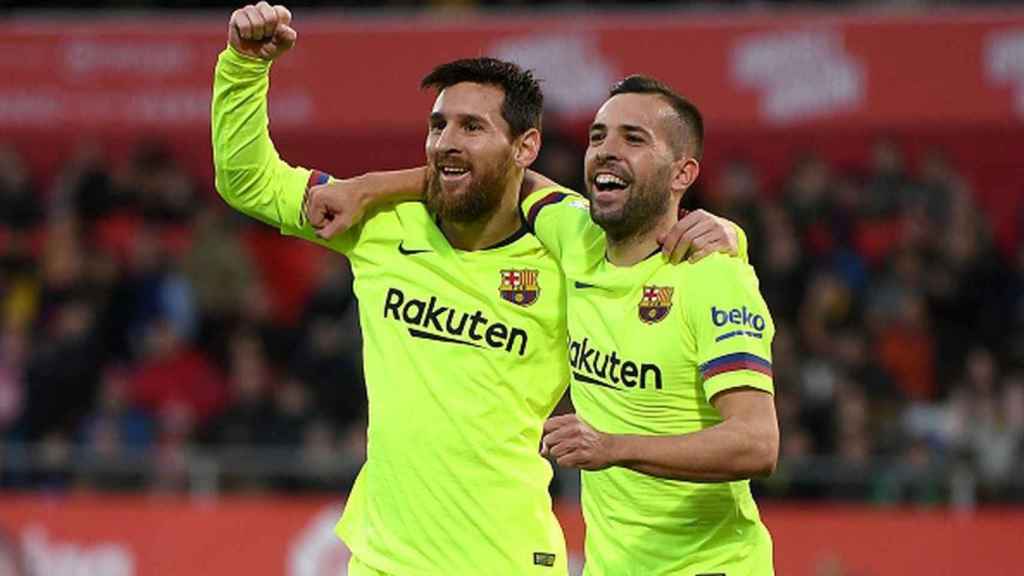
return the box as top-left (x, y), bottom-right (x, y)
top-left (680, 252), bottom-right (755, 278)
top-left (488, 231), bottom-right (563, 270)
top-left (672, 253), bottom-right (760, 297)
top-left (523, 185), bottom-right (589, 220)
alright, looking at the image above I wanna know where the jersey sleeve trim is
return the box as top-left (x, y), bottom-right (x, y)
top-left (700, 352), bottom-right (772, 380)
top-left (703, 371), bottom-right (774, 402)
top-left (525, 190), bottom-right (569, 231)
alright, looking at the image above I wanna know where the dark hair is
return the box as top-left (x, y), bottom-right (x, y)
top-left (421, 58), bottom-right (543, 139)
top-left (609, 75), bottom-right (704, 160)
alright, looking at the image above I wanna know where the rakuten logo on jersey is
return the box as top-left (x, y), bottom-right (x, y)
top-left (711, 306), bottom-right (766, 332)
top-left (568, 336), bottom-right (662, 390)
top-left (383, 287), bottom-right (528, 356)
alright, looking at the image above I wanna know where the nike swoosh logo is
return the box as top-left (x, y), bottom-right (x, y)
top-left (398, 241), bottom-right (431, 256)
top-left (574, 281), bottom-right (597, 289)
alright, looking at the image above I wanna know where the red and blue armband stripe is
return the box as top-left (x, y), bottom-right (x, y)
top-left (700, 352), bottom-right (773, 380)
top-left (299, 169), bottom-right (332, 226)
top-left (307, 170), bottom-right (330, 189)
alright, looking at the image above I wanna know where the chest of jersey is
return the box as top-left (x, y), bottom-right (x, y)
top-left (566, 264), bottom-right (720, 436)
top-left (343, 205), bottom-right (569, 438)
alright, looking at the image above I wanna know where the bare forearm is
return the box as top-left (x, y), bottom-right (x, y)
top-left (522, 169), bottom-right (563, 201)
top-left (608, 419), bottom-right (777, 482)
top-left (357, 167), bottom-right (427, 208)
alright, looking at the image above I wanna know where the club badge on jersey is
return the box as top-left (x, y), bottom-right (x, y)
top-left (500, 269), bottom-right (540, 307)
top-left (639, 286), bottom-right (674, 324)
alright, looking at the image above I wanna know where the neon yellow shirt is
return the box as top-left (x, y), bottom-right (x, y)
top-left (523, 188), bottom-right (774, 576)
top-left (213, 47), bottom-right (569, 575)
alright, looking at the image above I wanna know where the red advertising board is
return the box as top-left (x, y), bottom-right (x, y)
top-left (3, 10), bottom-right (1024, 132)
top-left (0, 495), bottom-right (1021, 576)
top-left (2, 10), bottom-right (1022, 252)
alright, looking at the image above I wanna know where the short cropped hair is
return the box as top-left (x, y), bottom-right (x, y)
top-left (609, 75), bottom-right (704, 160)
top-left (421, 58), bottom-right (543, 139)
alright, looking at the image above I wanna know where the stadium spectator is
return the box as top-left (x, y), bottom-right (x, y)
top-left (0, 132), bottom-right (1020, 501)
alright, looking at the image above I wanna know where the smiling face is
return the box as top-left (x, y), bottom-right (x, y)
top-left (424, 82), bottom-right (518, 224)
top-left (585, 92), bottom-right (683, 241)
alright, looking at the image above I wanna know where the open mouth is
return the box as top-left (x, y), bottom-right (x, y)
top-left (437, 164), bottom-right (472, 186)
top-left (592, 171), bottom-right (630, 193)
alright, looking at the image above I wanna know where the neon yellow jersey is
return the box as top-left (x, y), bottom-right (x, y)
top-left (213, 48), bottom-right (569, 575)
top-left (523, 188), bottom-right (775, 576)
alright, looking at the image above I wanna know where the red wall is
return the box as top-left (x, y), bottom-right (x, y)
top-left (0, 495), bottom-right (1020, 575)
top-left (4, 11), bottom-right (1022, 251)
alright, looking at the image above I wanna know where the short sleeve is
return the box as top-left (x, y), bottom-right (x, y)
top-left (683, 254), bottom-right (775, 401)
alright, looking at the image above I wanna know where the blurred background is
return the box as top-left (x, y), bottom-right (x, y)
top-left (1, 2), bottom-right (1023, 575)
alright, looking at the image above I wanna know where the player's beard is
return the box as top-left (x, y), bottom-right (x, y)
top-left (426, 152), bottom-right (515, 223)
top-left (589, 163), bottom-right (674, 243)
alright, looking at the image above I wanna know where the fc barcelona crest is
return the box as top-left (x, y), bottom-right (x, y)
top-left (500, 269), bottom-right (540, 307)
top-left (639, 286), bottom-right (674, 324)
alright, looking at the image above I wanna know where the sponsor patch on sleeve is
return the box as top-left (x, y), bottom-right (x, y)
top-left (710, 305), bottom-right (766, 342)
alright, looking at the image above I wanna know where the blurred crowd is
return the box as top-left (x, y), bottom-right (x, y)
top-left (698, 142), bottom-right (1024, 505)
top-left (0, 141), bottom-right (366, 492)
top-left (1, 134), bottom-right (1023, 504)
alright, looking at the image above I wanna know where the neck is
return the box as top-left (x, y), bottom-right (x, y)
top-left (439, 173), bottom-right (524, 251)
top-left (605, 206), bottom-right (679, 267)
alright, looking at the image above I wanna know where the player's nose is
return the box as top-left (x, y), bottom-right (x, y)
top-left (432, 124), bottom-right (462, 154)
top-left (592, 149), bottom-right (622, 167)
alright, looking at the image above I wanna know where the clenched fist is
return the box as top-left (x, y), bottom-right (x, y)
top-left (541, 414), bottom-right (617, 471)
top-left (228, 2), bottom-right (297, 61)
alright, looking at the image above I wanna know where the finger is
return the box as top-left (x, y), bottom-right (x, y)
top-left (235, 8), bottom-right (254, 40)
top-left (671, 222), bottom-right (712, 262)
top-left (246, 5), bottom-right (266, 41)
top-left (542, 414), bottom-right (577, 433)
top-left (316, 217), bottom-right (349, 240)
top-left (556, 453), bottom-right (582, 469)
top-left (306, 185), bottom-right (329, 214)
top-left (673, 219), bottom-right (716, 262)
top-left (256, 1), bottom-right (277, 39)
top-left (540, 438), bottom-right (550, 457)
top-left (274, 4), bottom-right (292, 26)
top-left (659, 222), bottom-right (684, 255)
top-left (308, 208), bottom-right (334, 232)
top-left (661, 212), bottom-right (701, 259)
top-left (676, 227), bottom-right (717, 263)
top-left (275, 24), bottom-right (297, 50)
top-left (549, 441), bottom-right (576, 459)
top-left (242, 6), bottom-right (263, 40)
top-left (659, 214), bottom-right (695, 247)
top-left (542, 425), bottom-right (580, 448)
top-left (229, 9), bottom-right (245, 40)
top-left (688, 245), bottom-right (715, 263)
top-left (682, 219), bottom-right (718, 251)
top-left (678, 214), bottom-right (715, 244)
top-left (305, 194), bottom-right (327, 228)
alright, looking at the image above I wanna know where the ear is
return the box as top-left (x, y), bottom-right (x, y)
top-left (513, 128), bottom-right (541, 169)
top-left (670, 156), bottom-right (700, 196)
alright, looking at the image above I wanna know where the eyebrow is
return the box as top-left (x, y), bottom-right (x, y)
top-left (620, 124), bottom-right (653, 138)
top-left (589, 122), bottom-right (653, 139)
top-left (430, 112), bottom-right (489, 125)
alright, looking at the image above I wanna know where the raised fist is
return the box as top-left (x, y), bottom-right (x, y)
top-left (228, 2), bottom-right (296, 61)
